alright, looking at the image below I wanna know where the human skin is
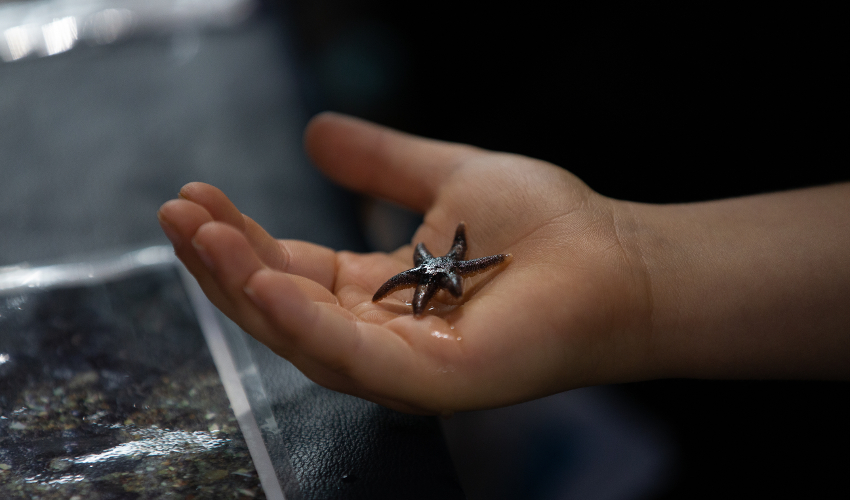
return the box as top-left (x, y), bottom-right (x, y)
top-left (157, 112), bottom-right (850, 415)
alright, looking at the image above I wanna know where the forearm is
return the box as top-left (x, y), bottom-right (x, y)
top-left (628, 183), bottom-right (850, 380)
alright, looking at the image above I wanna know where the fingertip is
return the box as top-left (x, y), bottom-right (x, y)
top-left (305, 110), bottom-right (344, 132)
top-left (190, 220), bottom-right (249, 257)
top-left (243, 268), bottom-right (285, 313)
top-left (176, 182), bottom-right (245, 229)
top-left (304, 111), bottom-right (345, 160)
top-left (190, 237), bottom-right (216, 271)
top-left (156, 198), bottom-right (214, 249)
top-left (157, 198), bottom-right (185, 217)
top-left (177, 181), bottom-right (206, 200)
top-left (304, 111), bottom-right (360, 139)
top-left (303, 112), bottom-right (371, 170)
top-left (157, 210), bottom-right (182, 249)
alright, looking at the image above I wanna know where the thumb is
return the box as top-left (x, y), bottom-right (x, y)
top-left (303, 112), bottom-right (480, 213)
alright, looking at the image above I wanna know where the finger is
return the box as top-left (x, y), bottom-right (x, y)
top-left (304, 112), bottom-right (481, 213)
top-left (242, 271), bottom-right (436, 415)
top-left (244, 270), bottom-right (419, 392)
top-left (157, 198), bottom-right (230, 308)
top-left (178, 182), bottom-right (289, 271)
top-left (243, 268), bottom-right (364, 370)
top-left (241, 214), bottom-right (338, 291)
top-left (275, 238), bottom-right (337, 291)
top-left (178, 182), bottom-right (246, 230)
top-left (192, 222), bottom-right (337, 343)
top-left (178, 182), bottom-right (339, 289)
top-left (245, 268), bottom-right (470, 412)
top-left (190, 221), bottom-right (266, 322)
top-left (175, 183), bottom-right (280, 278)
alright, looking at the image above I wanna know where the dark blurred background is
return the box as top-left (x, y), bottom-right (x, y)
top-left (274, 1), bottom-right (849, 499)
top-left (281, 1), bottom-right (846, 202)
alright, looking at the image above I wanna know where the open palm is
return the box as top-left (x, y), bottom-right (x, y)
top-left (157, 113), bottom-right (650, 414)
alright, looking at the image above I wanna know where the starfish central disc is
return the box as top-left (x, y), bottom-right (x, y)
top-left (372, 222), bottom-right (510, 316)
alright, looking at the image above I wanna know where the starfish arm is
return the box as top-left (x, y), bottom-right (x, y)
top-left (412, 279), bottom-right (440, 316)
top-left (446, 222), bottom-right (468, 261)
top-left (413, 242), bottom-right (433, 266)
top-left (440, 272), bottom-right (464, 298)
top-left (456, 253), bottom-right (511, 277)
top-left (372, 268), bottom-right (424, 302)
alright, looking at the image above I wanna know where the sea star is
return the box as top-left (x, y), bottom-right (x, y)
top-left (372, 222), bottom-right (511, 316)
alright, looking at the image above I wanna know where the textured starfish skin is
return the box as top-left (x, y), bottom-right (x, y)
top-left (372, 222), bottom-right (510, 316)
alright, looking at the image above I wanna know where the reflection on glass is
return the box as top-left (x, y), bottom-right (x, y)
top-left (3, 24), bottom-right (34, 60)
top-left (87, 8), bottom-right (134, 45)
top-left (41, 16), bottom-right (77, 55)
top-left (0, 0), bottom-right (255, 62)
top-left (74, 427), bottom-right (229, 464)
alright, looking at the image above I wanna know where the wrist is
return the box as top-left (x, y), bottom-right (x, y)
top-left (626, 186), bottom-right (850, 381)
top-left (591, 198), bottom-right (665, 383)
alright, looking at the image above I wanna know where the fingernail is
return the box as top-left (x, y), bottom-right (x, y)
top-left (244, 284), bottom-right (260, 304)
top-left (157, 213), bottom-right (181, 249)
top-left (244, 283), bottom-right (270, 313)
top-left (192, 239), bottom-right (215, 271)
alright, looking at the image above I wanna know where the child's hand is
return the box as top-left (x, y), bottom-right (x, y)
top-left (158, 112), bottom-right (850, 413)
top-left (157, 113), bottom-right (651, 414)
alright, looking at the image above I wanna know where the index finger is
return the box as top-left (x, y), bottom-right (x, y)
top-left (161, 184), bottom-right (341, 292)
top-left (275, 238), bottom-right (338, 291)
